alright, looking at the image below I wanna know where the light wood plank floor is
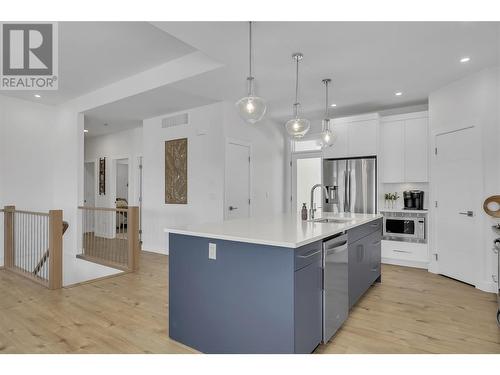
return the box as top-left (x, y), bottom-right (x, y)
top-left (0, 252), bottom-right (498, 353)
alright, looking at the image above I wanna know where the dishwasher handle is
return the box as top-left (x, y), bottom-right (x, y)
top-left (325, 243), bottom-right (348, 255)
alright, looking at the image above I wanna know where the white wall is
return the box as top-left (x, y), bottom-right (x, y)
top-left (142, 102), bottom-right (225, 253)
top-left (428, 66), bottom-right (500, 292)
top-left (221, 102), bottom-right (286, 218)
top-left (84, 127), bottom-right (143, 208)
top-left (0, 95), bottom-right (120, 285)
top-left (142, 101), bottom-right (286, 254)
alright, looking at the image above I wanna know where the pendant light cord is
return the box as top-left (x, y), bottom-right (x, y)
top-left (324, 80), bottom-right (329, 117)
top-left (249, 21), bottom-right (253, 79)
top-left (295, 57), bottom-right (299, 105)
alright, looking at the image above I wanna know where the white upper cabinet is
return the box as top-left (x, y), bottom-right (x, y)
top-left (404, 117), bottom-right (428, 182)
top-left (323, 114), bottom-right (379, 159)
top-left (380, 120), bottom-right (405, 182)
top-left (323, 122), bottom-right (348, 158)
top-left (380, 112), bottom-right (429, 183)
top-left (348, 119), bottom-right (378, 157)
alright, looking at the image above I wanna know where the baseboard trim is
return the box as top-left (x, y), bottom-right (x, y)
top-left (475, 280), bottom-right (498, 294)
top-left (76, 254), bottom-right (130, 272)
top-left (382, 257), bottom-right (429, 270)
top-left (64, 270), bottom-right (128, 288)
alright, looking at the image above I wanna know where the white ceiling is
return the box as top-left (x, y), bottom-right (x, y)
top-left (84, 84), bottom-right (217, 137)
top-left (3, 22), bottom-right (195, 105)
top-left (156, 21), bottom-right (499, 123)
top-left (2, 21), bottom-right (498, 136)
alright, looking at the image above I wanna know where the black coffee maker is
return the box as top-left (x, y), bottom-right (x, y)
top-left (403, 190), bottom-right (424, 210)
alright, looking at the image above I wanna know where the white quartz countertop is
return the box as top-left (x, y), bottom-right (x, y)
top-left (165, 212), bottom-right (382, 248)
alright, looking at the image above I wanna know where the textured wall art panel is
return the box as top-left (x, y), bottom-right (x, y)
top-left (165, 138), bottom-right (188, 204)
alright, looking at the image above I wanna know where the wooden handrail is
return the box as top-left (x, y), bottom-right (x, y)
top-left (78, 206), bottom-right (128, 212)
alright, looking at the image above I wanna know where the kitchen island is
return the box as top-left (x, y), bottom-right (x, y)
top-left (166, 212), bottom-right (382, 354)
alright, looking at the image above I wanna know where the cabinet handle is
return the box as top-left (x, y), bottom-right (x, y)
top-left (297, 250), bottom-right (321, 259)
top-left (372, 241), bottom-right (381, 245)
top-left (325, 240), bottom-right (347, 250)
top-left (370, 223), bottom-right (379, 227)
top-left (393, 249), bottom-right (412, 254)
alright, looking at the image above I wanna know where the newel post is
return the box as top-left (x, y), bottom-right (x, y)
top-left (3, 205), bottom-right (15, 268)
top-left (48, 209), bottom-right (63, 290)
top-left (127, 206), bottom-right (140, 271)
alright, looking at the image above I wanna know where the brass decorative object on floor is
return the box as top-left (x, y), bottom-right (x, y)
top-left (165, 138), bottom-right (188, 204)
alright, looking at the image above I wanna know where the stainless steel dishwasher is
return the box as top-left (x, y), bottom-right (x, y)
top-left (322, 233), bottom-right (349, 343)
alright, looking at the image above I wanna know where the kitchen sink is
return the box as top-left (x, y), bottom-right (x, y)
top-left (310, 218), bottom-right (354, 224)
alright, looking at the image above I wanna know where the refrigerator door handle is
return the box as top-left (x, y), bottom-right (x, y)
top-left (346, 163), bottom-right (351, 212)
top-left (343, 170), bottom-right (348, 212)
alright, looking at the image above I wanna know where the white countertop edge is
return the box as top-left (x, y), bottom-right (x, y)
top-left (379, 209), bottom-right (428, 214)
top-left (164, 215), bottom-right (382, 249)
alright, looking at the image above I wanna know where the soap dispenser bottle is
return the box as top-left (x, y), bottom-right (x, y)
top-left (301, 203), bottom-right (308, 220)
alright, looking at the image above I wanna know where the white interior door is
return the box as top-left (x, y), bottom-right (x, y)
top-left (291, 153), bottom-right (322, 214)
top-left (84, 161), bottom-right (95, 207)
top-left (435, 126), bottom-right (482, 285)
top-left (225, 140), bottom-right (251, 220)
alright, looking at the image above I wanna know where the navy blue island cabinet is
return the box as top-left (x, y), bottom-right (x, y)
top-left (169, 233), bottom-right (323, 354)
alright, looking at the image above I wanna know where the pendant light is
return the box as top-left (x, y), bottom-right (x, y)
top-left (235, 21), bottom-right (267, 124)
top-left (285, 53), bottom-right (310, 139)
top-left (319, 78), bottom-right (335, 148)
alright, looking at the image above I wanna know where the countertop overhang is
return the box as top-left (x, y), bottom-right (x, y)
top-left (165, 213), bottom-right (382, 248)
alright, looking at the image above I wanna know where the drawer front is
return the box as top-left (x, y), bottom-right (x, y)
top-left (295, 241), bottom-right (322, 271)
top-left (381, 240), bottom-right (428, 262)
top-left (348, 218), bottom-right (382, 244)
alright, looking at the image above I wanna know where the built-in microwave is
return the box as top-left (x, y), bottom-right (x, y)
top-left (382, 211), bottom-right (426, 243)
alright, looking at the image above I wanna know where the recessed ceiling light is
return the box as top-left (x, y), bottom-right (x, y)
top-left (34, 94), bottom-right (41, 98)
top-left (460, 56), bottom-right (471, 63)
top-left (330, 104), bottom-right (337, 107)
top-left (395, 91), bottom-right (403, 96)
top-left (84, 129), bottom-right (89, 133)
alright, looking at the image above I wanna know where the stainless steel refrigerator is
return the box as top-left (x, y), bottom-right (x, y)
top-left (323, 157), bottom-right (377, 214)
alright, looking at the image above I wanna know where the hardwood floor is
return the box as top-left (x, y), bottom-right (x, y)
top-left (0, 252), bottom-right (498, 353)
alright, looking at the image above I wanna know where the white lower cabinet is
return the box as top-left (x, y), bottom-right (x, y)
top-left (381, 240), bottom-right (429, 269)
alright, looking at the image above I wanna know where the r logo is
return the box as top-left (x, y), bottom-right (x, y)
top-left (2, 23), bottom-right (53, 75)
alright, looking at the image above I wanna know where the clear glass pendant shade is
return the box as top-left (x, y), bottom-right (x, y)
top-left (319, 118), bottom-right (335, 148)
top-left (285, 117), bottom-right (311, 139)
top-left (236, 86), bottom-right (267, 124)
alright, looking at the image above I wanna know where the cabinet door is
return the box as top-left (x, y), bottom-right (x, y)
top-left (348, 240), bottom-right (369, 308)
top-left (367, 231), bottom-right (382, 285)
top-left (404, 117), bottom-right (428, 182)
top-left (294, 259), bottom-right (323, 353)
top-left (348, 119), bottom-right (378, 157)
top-left (323, 122), bottom-right (348, 159)
top-left (380, 120), bottom-right (405, 183)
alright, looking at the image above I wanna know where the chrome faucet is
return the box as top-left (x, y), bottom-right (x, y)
top-left (310, 184), bottom-right (329, 219)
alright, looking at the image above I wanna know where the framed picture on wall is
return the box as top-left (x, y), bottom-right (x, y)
top-left (99, 157), bottom-right (106, 195)
top-left (165, 138), bottom-right (187, 204)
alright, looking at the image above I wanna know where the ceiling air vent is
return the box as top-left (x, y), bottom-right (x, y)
top-left (161, 113), bottom-right (189, 128)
